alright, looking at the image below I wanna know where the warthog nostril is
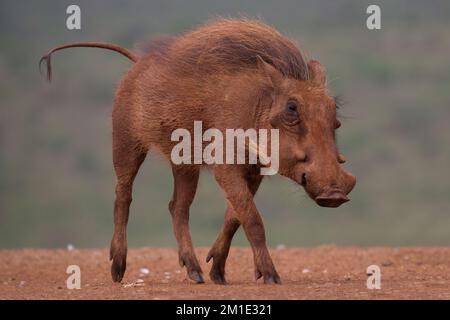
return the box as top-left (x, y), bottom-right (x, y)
top-left (300, 173), bottom-right (307, 187)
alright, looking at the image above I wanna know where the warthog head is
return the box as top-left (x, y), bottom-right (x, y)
top-left (258, 57), bottom-right (356, 207)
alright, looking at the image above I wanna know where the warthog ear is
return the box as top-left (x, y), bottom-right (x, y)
top-left (308, 60), bottom-right (326, 86)
top-left (256, 55), bottom-right (283, 87)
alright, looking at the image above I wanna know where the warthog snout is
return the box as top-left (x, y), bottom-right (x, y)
top-left (300, 168), bottom-right (356, 208)
top-left (315, 189), bottom-right (349, 208)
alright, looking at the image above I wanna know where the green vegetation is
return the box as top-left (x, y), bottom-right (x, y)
top-left (1, 0), bottom-right (450, 248)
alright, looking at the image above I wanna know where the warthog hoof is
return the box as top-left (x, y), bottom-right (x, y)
top-left (110, 255), bottom-right (126, 283)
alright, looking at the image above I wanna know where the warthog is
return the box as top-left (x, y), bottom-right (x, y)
top-left (40, 18), bottom-right (356, 284)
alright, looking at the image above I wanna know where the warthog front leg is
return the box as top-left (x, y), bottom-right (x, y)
top-left (207, 170), bottom-right (263, 284)
top-left (213, 165), bottom-right (280, 284)
top-left (169, 165), bottom-right (204, 283)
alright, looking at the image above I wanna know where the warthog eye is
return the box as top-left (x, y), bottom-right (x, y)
top-left (287, 100), bottom-right (298, 113)
top-left (335, 120), bottom-right (341, 129)
top-left (283, 100), bottom-right (300, 126)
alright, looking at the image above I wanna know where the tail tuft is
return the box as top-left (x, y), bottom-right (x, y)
top-left (39, 53), bottom-right (53, 82)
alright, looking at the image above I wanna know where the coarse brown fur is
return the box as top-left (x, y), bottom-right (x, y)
top-left (41, 18), bottom-right (356, 285)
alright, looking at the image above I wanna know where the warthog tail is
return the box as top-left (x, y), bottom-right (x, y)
top-left (39, 42), bottom-right (139, 81)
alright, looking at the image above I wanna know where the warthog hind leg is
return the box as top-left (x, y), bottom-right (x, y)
top-left (110, 139), bottom-right (147, 283)
top-left (169, 165), bottom-right (204, 283)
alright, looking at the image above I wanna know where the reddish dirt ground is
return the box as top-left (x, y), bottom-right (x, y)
top-left (1, 247), bottom-right (449, 299)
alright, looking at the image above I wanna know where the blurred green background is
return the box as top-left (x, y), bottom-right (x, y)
top-left (1, 0), bottom-right (450, 248)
